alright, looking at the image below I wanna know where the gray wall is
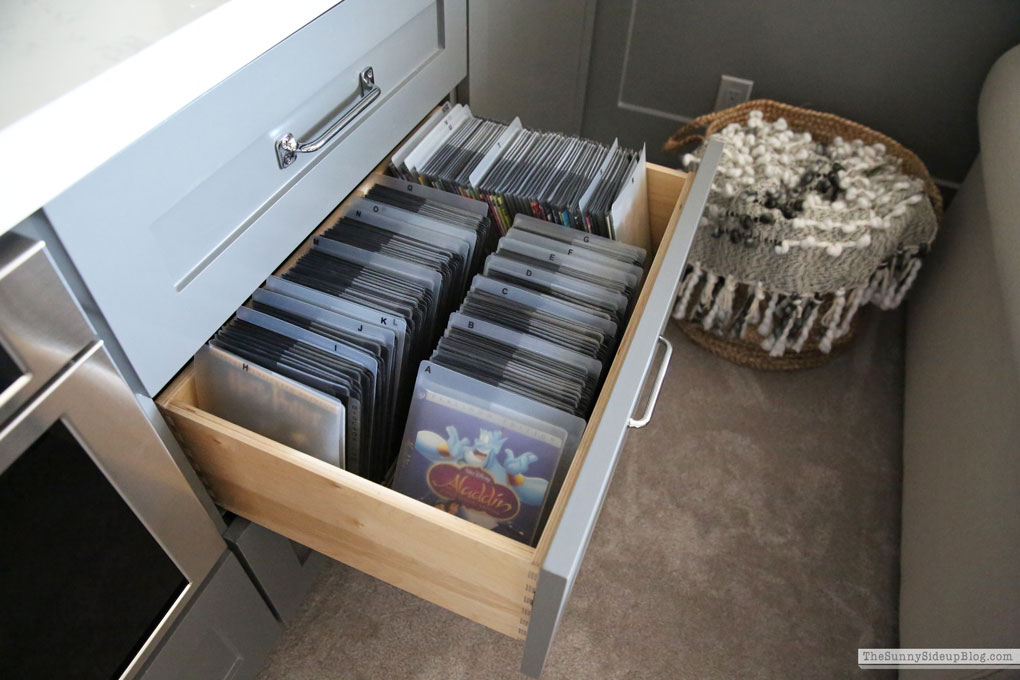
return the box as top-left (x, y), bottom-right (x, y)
top-left (580, 0), bottom-right (1020, 184)
top-left (464, 0), bottom-right (597, 134)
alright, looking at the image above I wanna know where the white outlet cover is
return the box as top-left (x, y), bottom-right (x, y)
top-left (714, 75), bottom-right (754, 111)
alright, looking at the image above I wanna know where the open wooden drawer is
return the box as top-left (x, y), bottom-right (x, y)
top-left (157, 140), bottom-right (723, 677)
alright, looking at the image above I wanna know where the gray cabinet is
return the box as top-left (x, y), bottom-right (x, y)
top-left (157, 144), bottom-right (722, 678)
top-left (37, 3), bottom-right (723, 676)
top-left (139, 553), bottom-right (281, 680)
top-left (45, 0), bottom-right (467, 395)
top-left (225, 519), bottom-right (327, 623)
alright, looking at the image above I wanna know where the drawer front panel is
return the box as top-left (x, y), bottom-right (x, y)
top-left (521, 141), bottom-right (723, 678)
top-left (45, 0), bottom-right (466, 395)
top-left (159, 373), bottom-right (536, 639)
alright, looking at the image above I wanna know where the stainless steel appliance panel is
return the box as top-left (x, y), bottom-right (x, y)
top-left (0, 232), bottom-right (96, 425)
top-left (0, 341), bottom-right (224, 679)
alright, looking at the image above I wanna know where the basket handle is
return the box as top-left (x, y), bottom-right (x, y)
top-left (662, 121), bottom-right (708, 155)
top-left (662, 101), bottom-right (766, 155)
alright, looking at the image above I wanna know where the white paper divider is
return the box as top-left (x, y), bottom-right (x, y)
top-left (468, 116), bottom-right (523, 188)
top-left (608, 144), bottom-right (649, 251)
top-left (577, 139), bottom-right (619, 214)
top-left (390, 101), bottom-right (452, 176)
top-left (403, 104), bottom-right (473, 177)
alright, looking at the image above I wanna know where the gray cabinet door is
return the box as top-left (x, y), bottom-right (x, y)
top-left (225, 518), bottom-right (327, 623)
top-left (139, 553), bottom-right (280, 680)
top-left (45, 0), bottom-right (466, 395)
top-left (465, 0), bottom-right (596, 134)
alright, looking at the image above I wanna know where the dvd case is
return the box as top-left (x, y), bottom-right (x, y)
top-left (393, 361), bottom-right (586, 545)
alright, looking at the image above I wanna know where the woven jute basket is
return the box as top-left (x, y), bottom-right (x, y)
top-left (663, 99), bottom-right (941, 370)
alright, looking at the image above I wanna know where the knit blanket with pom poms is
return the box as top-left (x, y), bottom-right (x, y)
top-left (673, 110), bottom-right (938, 356)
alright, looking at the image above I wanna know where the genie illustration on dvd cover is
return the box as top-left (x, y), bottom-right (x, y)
top-left (415, 427), bottom-right (550, 507)
top-left (393, 389), bottom-right (566, 544)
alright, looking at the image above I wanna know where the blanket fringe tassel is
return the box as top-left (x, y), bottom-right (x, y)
top-left (670, 247), bottom-right (925, 357)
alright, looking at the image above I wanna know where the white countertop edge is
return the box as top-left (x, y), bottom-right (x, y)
top-left (0, 0), bottom-right (340, 234)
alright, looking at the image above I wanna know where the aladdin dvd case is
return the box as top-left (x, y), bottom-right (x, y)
top-left (392, 364), bottom-right (571, 545)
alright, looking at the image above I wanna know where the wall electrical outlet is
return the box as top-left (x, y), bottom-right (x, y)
top-left (714, 75), bottom-right (754, 111)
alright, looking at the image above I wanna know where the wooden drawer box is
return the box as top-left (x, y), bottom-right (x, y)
top-left (157, 144), bottom-right (722, 675)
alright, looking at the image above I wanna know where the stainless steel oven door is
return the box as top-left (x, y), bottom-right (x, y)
top-left (0, 233), bottom-right (97, 425)
top-left (0, 340), bottom-right (224, 680)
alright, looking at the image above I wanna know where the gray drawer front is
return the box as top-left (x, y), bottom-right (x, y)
top-left (521, 140), bottom-right (723, 678)
top-left (45, 0), bottom-right (466, 395)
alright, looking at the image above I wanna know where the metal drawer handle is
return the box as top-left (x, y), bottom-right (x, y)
top-left (275, 67), bottom-right (380, 169)
top-left (628, 335), bottom-right (673, 429)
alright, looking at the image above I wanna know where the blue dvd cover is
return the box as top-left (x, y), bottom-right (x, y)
top-left (393, 380), bottom-right (567, 545)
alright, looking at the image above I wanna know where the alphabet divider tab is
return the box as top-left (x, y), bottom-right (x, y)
top-left (469, 117), bottom-right (523, 189)
top-left (609, 144), bottom-right (650, 251)
top-left (404, 104), bottom-right (473, 177)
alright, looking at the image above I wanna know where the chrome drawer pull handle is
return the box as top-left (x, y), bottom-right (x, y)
top-left (628, 335), bottom-right (673, 429)
top-left (275, 66), bottom-right (380, 169)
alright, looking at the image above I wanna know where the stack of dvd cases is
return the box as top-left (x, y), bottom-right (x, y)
top-left (392, 215), bottom-right (647, 545)
top-left (390, 103), bottom-right (650, 249)
top-left (193, 177), bottom-right (498, 484)
top-left (189, 153), bottom-right (649, 546)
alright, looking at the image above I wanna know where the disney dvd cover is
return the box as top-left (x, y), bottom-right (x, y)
top-left (392, 383), bottom-right (567, 545)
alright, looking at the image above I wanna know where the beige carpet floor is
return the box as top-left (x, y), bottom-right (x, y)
top-left (257, 311), bottom-right (904, 680)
